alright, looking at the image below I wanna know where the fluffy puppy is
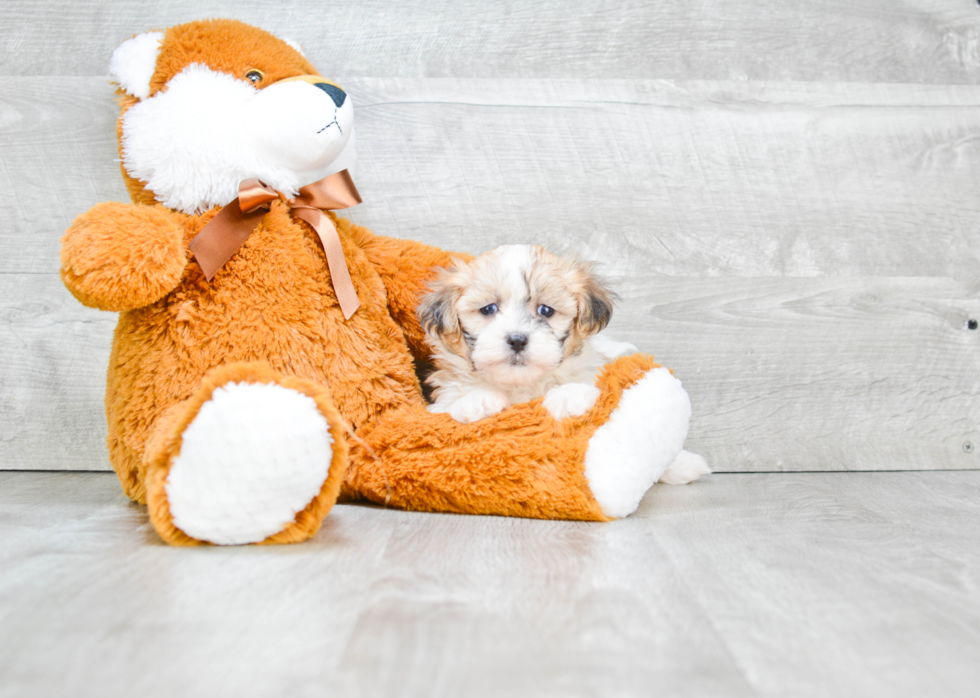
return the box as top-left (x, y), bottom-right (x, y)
top-left (418, 244), bottom-right (635, 424)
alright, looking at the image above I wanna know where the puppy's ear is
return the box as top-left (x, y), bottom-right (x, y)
top-left (575, 267), bottom-right (615, 336)
top-left (417, 268), bottom-right (463, 345)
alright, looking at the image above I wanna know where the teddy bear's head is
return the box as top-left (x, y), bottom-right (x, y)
top-left (110, 19), bottom-right (355, 215)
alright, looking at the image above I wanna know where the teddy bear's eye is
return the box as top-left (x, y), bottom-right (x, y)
top-left (245, 69), bottom-right (264, 84)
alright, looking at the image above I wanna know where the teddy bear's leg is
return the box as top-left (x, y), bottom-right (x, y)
top-left (343, 354), bottom-right (692, 521)
top-left (142, 362), bottom-right (349, 545)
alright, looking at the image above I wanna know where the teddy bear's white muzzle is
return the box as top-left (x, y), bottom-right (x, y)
top-left (247, 80), bottom-right (355, 178)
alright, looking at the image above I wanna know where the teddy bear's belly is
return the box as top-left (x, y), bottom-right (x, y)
top-left (104, 233), bottom-right (424, 500)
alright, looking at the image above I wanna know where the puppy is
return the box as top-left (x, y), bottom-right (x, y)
top-left (417, 244), bottom-right (636, 424)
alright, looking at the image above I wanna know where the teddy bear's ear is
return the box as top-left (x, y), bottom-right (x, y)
top-left (109, 31), bottom-right (165, 100)
top-left (282, 37), bottom-right (306, 57)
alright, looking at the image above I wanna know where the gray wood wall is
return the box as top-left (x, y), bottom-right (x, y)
top-left (2, 0), bottom-right (979, 473)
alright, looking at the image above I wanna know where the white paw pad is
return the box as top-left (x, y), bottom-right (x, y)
top-left (447, 389), bottom-right (510, 424)
top-left (166, 382), bottom-right (333, 545)
top-left (543, 383), bottom-right (601, 420)
top-left (584, 368), bottom-right (691, 518)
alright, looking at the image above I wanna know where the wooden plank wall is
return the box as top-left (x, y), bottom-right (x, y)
top-left (1, 0), bottom-right (978, 472)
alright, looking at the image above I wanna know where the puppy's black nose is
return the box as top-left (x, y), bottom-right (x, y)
top-left (506, 333), bottom-right (528, 353)
top-left (315, 81), bottom-right (346, 108)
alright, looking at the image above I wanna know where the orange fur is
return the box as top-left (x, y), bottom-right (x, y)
top-left (86, 205), bottom-right (429, 504)
top-left (60, 202), bottom-right (188, 311)
top-left (61, 19), bottom-right (667, 544)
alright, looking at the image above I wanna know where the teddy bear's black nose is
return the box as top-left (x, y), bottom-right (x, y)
top-left (315, 82), bottom-right (346, 108)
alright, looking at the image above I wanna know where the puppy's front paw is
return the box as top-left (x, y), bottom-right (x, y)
top-left (448, 389), bottom-right (510, 424)
top-left (543, 383), bottom-right (601, 420)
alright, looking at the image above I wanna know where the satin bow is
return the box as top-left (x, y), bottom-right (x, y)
top-left (188, 170), bottom-right (362, 320)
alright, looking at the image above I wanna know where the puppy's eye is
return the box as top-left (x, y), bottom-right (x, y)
top-left (479, 304), bottom-right (498, 316)
top-left (537, 304), bottom-right (555, 318)
top-left (245, 69), bottom-right (264, 84)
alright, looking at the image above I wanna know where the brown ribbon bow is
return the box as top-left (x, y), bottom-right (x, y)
top-left (188, 170), bottom-right (363, 320)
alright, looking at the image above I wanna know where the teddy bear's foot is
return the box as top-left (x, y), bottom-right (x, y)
top-left (165, 382), bottom-right (332, 545)
top-left (144, 363), bottom-right (349, 545)
top-left (584, 366), bottom-right (692, 518)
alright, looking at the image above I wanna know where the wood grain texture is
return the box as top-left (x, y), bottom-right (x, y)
top-left (1, 471), bottom-right (978, 697)
top-left (346, 79), bottom-right (980, 278)
top-left (4, 78), bottom-right (980, 277)
top-left (616, 277), bottom-right (980, 472)
top-left (0, 79), bottom-right (128, 274)
top-left (0, 275), bottom-right (115, 470)
top-left (632, 471), bottom-right (980, 698)
top-left (3, 0), bottom-right (980, 84)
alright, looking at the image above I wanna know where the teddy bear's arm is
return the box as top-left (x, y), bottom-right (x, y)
top-left (61, 202), bottom-right (189, 312)
top-left (341, 219), bottom-right (472, 365)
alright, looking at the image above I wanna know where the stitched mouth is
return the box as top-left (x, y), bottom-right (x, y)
top-left (317, 108), bottom-right (342, 135)
top-left (317, 118), bottom-right (342, 135)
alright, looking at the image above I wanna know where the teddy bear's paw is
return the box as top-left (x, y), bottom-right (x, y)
top-left (583, 367), bottom-right (691, 518)
top-left (543, 383), bottom-right (601, 420)
top-left (659, 450), bottom-right (711, 485)
top-left (447, 389), bottom-right (510, 424)
top-left (165, 381), bottom-right (334, 545)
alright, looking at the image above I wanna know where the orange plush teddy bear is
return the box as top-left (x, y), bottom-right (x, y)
top-left (60, 19), bottom-right (704, 546)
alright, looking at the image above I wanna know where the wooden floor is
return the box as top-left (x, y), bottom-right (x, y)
top-left (1, 470), bottom-right (978, 698)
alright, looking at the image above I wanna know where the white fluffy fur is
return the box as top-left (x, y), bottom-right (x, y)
top-left (109, 31), bottom-right (164, 99)
top-left (282, 37), bottom-right (305, 56)
top-left (542, 383), bottom-right (602, 420)
top-left (584, 368), bottom-right (693, 518)
top-left (659, 450), bottom-right (712, 485)
top-left (120, 64), bottom-right (356, 214)
top-left (165, 382), bottom-right (333, 545)
top-left (423, 245), bottom-right (625, 423)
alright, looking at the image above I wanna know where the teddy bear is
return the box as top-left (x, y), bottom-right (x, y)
top-left (60, 18), bottom-right (703, 546)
